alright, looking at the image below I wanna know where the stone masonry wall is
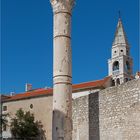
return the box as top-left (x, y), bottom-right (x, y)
top-left (72, 95), bottom-right (89, 140)
top-left (99, 79), bottom-right (140, 140)
top-left (72, 91), bottom-right (100, 140)
top-left (72, 79), bottom-right (140, 140)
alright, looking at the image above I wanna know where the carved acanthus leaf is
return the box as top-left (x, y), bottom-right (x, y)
top-left (50, 0), bottom-right (75, 13)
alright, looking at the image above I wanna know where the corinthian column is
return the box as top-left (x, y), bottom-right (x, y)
top-left (50, 0), bottom-right (75, 140)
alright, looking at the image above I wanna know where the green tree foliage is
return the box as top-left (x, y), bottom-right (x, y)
top-left (10, 109), bottom-right (41, 139)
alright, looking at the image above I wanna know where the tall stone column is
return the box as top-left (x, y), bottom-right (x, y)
top-left (50, 0), bottom-right (74, 140)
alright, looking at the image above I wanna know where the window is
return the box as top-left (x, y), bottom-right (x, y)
top-left (125, 78), bottom-right (128, 82)
top-left (113, 61), bottom-right (119, 71)
top-left (126, 50), bottom-right (129, 55)
top-left (120, 50), bottom-right (123, 52)
top-left (125, 61), bottom-right (130, 71)
top-left (114, 51), bottom-right (117, 53)
top-left (30, 104), bottom-right (33, 109)
top-left (116, 78), bottom-right (120, 85)
top-left (3, 106), bottom-right (7, 111)
top-left (112, 80), bottom-right (115, 86)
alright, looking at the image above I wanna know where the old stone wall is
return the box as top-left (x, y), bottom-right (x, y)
top-left (72, 95), bottom-right (89, 140)
top-left (72, 91), bottom-right (100, 140)
top-left (72, 79), bottom-right (140, 140)
top-left (99, 79), bottom-right (140, 140)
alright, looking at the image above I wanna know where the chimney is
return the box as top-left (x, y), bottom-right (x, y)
top-left (25, 83), bottom-right (32, 92)
top-left (10, 92), bottom-right (15, 96)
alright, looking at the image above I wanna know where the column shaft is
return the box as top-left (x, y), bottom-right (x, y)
top-left (52, 11), bottom-right (72, 140)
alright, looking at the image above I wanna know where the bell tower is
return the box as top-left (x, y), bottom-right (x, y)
top-left (108, 17), bottom-right (133, 85)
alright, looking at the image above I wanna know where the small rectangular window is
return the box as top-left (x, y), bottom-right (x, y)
top-left (3, 106), bottom-right (7, 111)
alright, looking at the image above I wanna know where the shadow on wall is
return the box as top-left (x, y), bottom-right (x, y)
top-left (52, 110), bottom-right (72, 140)
top-left (36, 121), bottom-right (47, 140)
top-left (89, 92), bottom-right (100, 140)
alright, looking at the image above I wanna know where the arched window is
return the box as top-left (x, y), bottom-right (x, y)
top-left (112, 79), bottom-right (115, 86)
top-left (113, 61), bottom-right (119, 71)
top-left (125, 78), bottom-right (128, 82)
top-left (125, 61), bottom-right (130, 71)
top-left (116, 78), bottom-right (120, 85)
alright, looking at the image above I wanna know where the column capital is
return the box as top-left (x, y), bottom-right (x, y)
top-left (50, 0), bottom-right (75, 13)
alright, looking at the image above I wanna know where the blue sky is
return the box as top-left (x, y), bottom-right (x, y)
top-left (1, 0), bottom-right (139, 94)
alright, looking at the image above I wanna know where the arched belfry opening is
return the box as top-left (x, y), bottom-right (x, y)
top-left (125, 61), bottom-right (130, 71)
top-left (112, 79), bottom-right (115, 86)
top-left (116, 78), bottom-right (120, 85)
top-left (125, 78), bottom-right (128, 82)
top-left (113, 61), bottom-right (119, 71)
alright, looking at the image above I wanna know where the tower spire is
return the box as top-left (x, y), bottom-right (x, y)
top-left (112, 16), bottom-right (129, 46)
top-left (108, 15), bottom-right (133, 86)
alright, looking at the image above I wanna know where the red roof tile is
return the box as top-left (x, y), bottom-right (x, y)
top-left (72, 76), bottom-right (109, 91)
top-left (1, 95), bottom-right (11, 100)
top-left (2, 77), bottom-right (110, 102)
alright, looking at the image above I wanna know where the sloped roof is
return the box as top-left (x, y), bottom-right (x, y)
top-left (1, 95), bottom-right (11, 100)
top-left (113, 18), bottom-right (129, 46)
top-left (2, 76), bottom-right (110, 102)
